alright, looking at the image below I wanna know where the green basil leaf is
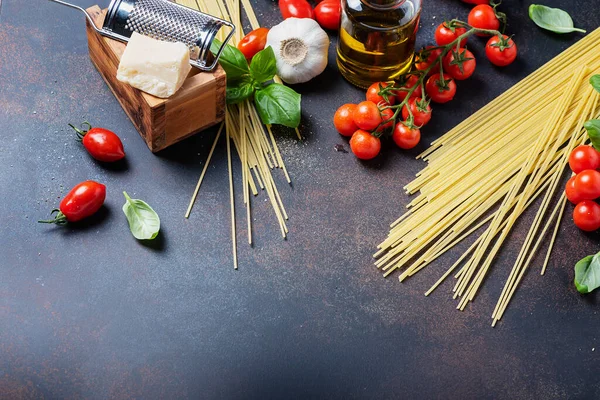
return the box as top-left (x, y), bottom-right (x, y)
top-left (590, 75), bottom-right (600, 94)
top-left (575, 253), bottom-right (600, 294)
top-left (122, 191), bottom-right (160, 240)
top-left (254, 83), bottom-right (301, 128)
top-left (226, 80), bottom-right (255, 104)
top-left (210, 39), bottom-right (249, 81)
top-left (528, 5), bottom-right (585, 34)
top-left (249, 46), bottom-right (277, 83)
top-left (584, 120), bottom-right (600, 150)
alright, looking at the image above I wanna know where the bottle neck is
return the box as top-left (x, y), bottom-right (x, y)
top-left (360, 0), bottom-right (406, 10)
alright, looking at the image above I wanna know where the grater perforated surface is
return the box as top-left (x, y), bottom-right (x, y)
top-left (124, 0), bottom-right (215, 47)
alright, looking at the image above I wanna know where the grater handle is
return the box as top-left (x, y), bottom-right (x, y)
top-left (47, 0), bottom-right (101, 33)
top-left (47, 0), bottom-right (132, 42)
top-left (193, 20), bottom-right (236, 72)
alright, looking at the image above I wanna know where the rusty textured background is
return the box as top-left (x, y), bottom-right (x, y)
top-left (1, 0), bottom-right (600, 398)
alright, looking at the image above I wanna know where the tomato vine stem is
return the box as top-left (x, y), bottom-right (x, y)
top-left (375, 20), bottom-right (504, 132)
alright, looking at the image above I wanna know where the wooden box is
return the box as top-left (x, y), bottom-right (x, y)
top-left (85, 6), bottom-right (226, 152)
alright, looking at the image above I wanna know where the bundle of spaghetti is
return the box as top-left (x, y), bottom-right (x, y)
top-left (375, 27), bottom-right (600, 324)
top-left (179, 0), bottom-right (297, 268)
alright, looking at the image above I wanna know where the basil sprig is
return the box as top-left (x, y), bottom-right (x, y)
top-left (590, 75), bottom-right (600, 94)
top-left (582, 76), bottom-right (600, 150)
top-left (575, 253), bottom-right (600, 294)
top-left (122, 191), bottom-right (160, 240)
top-left (528, 4), bottom-right (585, 34)
top-left (211, 41), bottom-right (301, 128)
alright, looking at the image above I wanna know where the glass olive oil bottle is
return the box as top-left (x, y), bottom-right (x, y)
top-left (337, 0), bottom-right (422, 88)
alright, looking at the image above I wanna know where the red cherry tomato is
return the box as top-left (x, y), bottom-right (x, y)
top-left (426, 73), bottom-right (457, 104)
top-left (394, 75), bottom-right (423, 102)
top-left (393, 123), bottom-right (421, 150)
top-left (366, 82), bottom-right (395, 106)
top-left (350, 129), bottom-right (381, 160)
top-left (70, 122), bottom-right (125, 162)
top-left (443, 48), bottom-right (476, 81)
top-left (376, 108), bottom-right (395, 133)
top-left (435, 23), bottom-right (468, 47)
top-left (39, 180), bottom-right (107, 225)
top-left (353, 101), bottom-right (382, 131)
top-left (566, 176), bottom-right (586, 205)
top-left (237, 27), bottom-right (269, 60)
top-left (279, 0), bottom-right (314, 19)
top-left (333, 104), bottom-right (358, 137)
top-left (486, 35), bottom-right (517, 67)
top-left (573, 200), bottom-right (600, 232)
top-left (314, 0), bottom-right (340, 30)
top-left (574, 170), bottom-right (600, 200)
top-left (402, 98), bottom-right (432, 127)
top-left (569, 145), bottom-right (600, 174)
top-left (468, 5), bottom-right (500, 36)
top-left (415, 46), bottom-right (443, 75)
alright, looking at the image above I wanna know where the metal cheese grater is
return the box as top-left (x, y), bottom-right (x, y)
top-left (49, 0), bottom-right (235, 71)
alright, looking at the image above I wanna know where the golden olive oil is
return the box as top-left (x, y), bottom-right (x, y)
top-left (337, 0), bottom-right (421, 88)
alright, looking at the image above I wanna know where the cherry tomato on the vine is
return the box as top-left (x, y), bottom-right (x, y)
top-left (376, 108), bottom-right (395, 133)
top-left (366, 82), bottom-right (395, 106)
top-left (566, 176), bottom-right (586, 205)
top-left (415, 46), bottom-right (443, 75)
top-left (402, 98), bottom-right (432, 127)
top-left (569, 145), bottom-right (600, 174)
top-left (468, 5), bottom-right (500, 36)
top-left (392, 123), bottom-right (421, 150)
top-left (333, 103), bottom-right (358, 137)
top-left (314, 0), bottom-right (340, 30)
top-left (486, 35), bottom-right (517, 67)
top-left (574, 170), bottom-right (600, 200)
top-left (350, 130), bottom-right (381, 160)
top-left (279, 0), bottom-right (314, 19)
top-left (353, 101), bottom-right (382, 131)
top-left (435, 23), bottom-right (468, 47)
top-left (394, 75), bottom-right (423, 101)
top-left (573, 200), bottom-right (600, 232)
top-left (237, 27), bottom-right (269, 60)
top-left (39, 180), bottom-right (106, 225)
top-left (70, 122), bottom-right (125, 162)
top-left (443, 48), bottom-right (476, 81)
top-left (425, 73), bottom-right (457, 104)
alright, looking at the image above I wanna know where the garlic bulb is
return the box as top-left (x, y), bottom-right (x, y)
top-left (266, 18), bottom-right (330, 85)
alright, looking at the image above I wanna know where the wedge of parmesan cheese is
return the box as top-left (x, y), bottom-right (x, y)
top-left (116, 32), bottom-right (192, 98)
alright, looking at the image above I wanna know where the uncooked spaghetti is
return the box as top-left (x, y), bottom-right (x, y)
top-left (375, 27), bottom-right (600, 325)
top-left (180, 0), bottom-right (297, 269)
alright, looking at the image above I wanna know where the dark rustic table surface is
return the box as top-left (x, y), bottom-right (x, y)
top-left (2, 0), bottom-right (600, 398)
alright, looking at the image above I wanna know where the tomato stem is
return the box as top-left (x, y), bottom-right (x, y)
top-left (383, 21), bottom-right (504, 116)
top-left (69, 121), bottom-right (92, 142)
top-left (38, 209), bottom-right (68, 225)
